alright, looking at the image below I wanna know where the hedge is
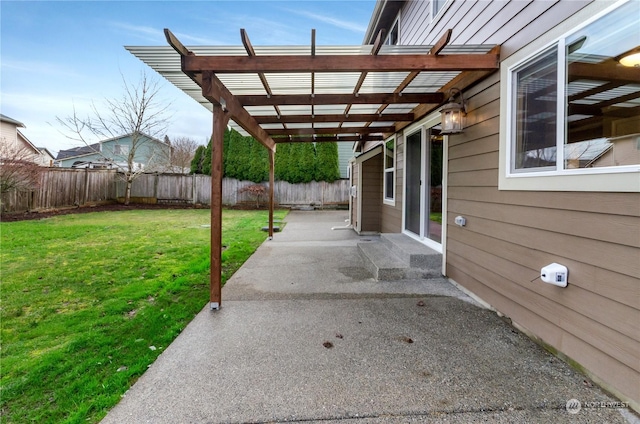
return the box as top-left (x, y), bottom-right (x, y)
top-left (192, 128), bottom-right (342, 184)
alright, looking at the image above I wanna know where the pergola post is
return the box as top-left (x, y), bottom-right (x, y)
top-left (268, 147), bottom-right (275, 240)
top-left (210, 104), bottom-right (230, 310)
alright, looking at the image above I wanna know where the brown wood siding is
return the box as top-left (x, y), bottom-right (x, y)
top-left (445, 72), bottom-right (640, 405)
top-left (361, 154), bottom-right (383, 232)
top-left (381, 136), bottom-right (404, 233)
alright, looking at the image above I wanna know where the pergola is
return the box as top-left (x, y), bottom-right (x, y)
top-left (126, 29), bottom-right (500, 310)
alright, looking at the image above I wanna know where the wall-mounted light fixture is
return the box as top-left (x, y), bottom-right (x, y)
top-left (617, 47), bottom-right (640, 67)
top-left (440, 88), bottom-right (467, 134)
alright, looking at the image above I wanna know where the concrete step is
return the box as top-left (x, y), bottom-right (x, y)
top-left (357, 236), bottom-right (442, 281)
top-left (381, 233), bottom-right (442, 272)
top-left (358, 242), bottom-right (406, 281)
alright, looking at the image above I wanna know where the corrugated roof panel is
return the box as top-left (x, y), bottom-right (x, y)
top-left (403, 71), bottom-right (459, 93)
top-left (125, 43), bottom-right (498, 140)
top-left (313, 105), bottom-right (351, 114)
top-left (285, 123), bottom-right (314, 129)
top-left (277, 105), bottom-right (313, 114)
top-left (348, 104), bottom-right (385, 113)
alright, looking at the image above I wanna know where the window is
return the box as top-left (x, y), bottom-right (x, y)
top-left (113, 144), bottom-right (129, 156)
top-left (432, 0), bottom-right (448, 19)
top-left (508, 0), bottom-right (640, 176)
top-left (384, 138), bottom-right (395, 203)
top-left (386, 17), bottom-right (399, 45)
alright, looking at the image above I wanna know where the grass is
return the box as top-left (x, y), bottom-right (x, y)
top-left (429, 212), bottom-right (442, 224)
top-left (0, 208), bottom-right (287, 423)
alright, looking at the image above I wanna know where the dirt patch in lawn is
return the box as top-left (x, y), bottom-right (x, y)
top-left (0, 203), bottom-right (208, 222)
top-left (0, 202), bottom-right (294, 222)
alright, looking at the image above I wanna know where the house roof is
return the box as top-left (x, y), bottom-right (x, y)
top-left (0, 114), bottom-right (26, 128)
top-left (363, 0), bottom-right (405, 44)
top-left (56, 143), bottom-right (101, 160)
top-left (126, 28), bottom-right (499, 151)
top-left (39, 147), bottom-right (55, 159)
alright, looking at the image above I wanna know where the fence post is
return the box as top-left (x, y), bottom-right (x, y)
top-left (83, 167), bottom-right (89, 206)
top-left (154, 173), bottom-right (159, 202)
top-left (192, 173), bottom-right (196, 204)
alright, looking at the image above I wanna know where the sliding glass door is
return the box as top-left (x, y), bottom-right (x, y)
top-left (404, 124), bottom-right (443, 247)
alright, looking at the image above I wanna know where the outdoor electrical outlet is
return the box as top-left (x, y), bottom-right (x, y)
top-left (540, 263), bottom-right (568, 287)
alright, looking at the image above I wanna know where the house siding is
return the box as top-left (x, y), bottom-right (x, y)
top-left (360, 154), bottom-right (383, 233)
top-left (385, 0), bottom-right (640, 408)
top-left (448, 75), bottom-right (639, 404)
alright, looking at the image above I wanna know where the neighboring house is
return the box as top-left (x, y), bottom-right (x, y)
top-left (352, 0), bottom-right (638, 411)
top-left (38, 148), bottom-right (55, 167)
top-left (55, 133), bottom-right (172, 171)
top-left (0, 114), bottom-right (53, 166)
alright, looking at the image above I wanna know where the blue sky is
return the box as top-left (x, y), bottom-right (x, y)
top-left (1, 0), bottom-right (375, 156)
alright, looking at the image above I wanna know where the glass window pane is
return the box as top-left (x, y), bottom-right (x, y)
top-left (385, 139), bottom-right (394, 169)
top-left (513, 48), bottom-right (558, 170)
top-left (433, 0), bottom-right (447, 17)
top-left (385, 170), bottom-right (394, 199)
top-left (565, 1), bottom-right (640, 169)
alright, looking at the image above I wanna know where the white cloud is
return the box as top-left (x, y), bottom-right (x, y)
top-left (1, 58), bottom-right (81, 78)
top-left (109, 22), bottom-right (165, 43)
top-left (173, 32), bottom-right (225, 46)
top-left (285, 8), bottom-right (368, 34)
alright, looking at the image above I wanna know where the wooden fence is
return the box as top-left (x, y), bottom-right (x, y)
top-left (1, 168), bottom-right (117, 213)
top-left (2, 169), bottom-right (350, 213)
top-left (118, 173), bottom-right (350, 207)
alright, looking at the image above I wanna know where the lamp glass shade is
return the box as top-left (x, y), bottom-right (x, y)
top-left (619, 52), bottom-right (640, 67)
top-left (440, 101), bottom-right (464, 134)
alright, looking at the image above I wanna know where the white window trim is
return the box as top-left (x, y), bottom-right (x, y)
top-left (499, 0), bottom-right (640, 192)
top-left (383, 136), bottom-right (396, 206)
top-left (386, 13), bottom-right (400, 45)
top-left (431, 0), bottom-right (452, 25)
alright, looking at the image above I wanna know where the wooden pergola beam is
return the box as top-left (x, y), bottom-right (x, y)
top-left (165, 29), bottom-right (276, 152)
top-left (182, 53), bottom-right (500, 73)
top-left (568, 62), bottom-right (640, 83)
top-left (274, 135), bottom-right (383, 143)
top-left (241, 28), bottom-right (277, 242)
top-left (267, 126), bottom-right (395, 136)
top-left (254, 113), bottom-right (414, 124)
top-left (429, 29), bottom-right (452, 56)
top-left (201, 71), bottom-right (276, 151)
top-left (239, 92), bottom-right (444, 106)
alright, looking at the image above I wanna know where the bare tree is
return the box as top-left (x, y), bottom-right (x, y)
top-left (169, 136), bottom-right (201, 174)
top-left (57, 71), bottom-right (172, 205)
top-left (0, 140), bottom-right (43, 194)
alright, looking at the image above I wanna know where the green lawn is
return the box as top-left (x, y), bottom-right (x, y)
top-left (0, 208), bottom-right (286, 423)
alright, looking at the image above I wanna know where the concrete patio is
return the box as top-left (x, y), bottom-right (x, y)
top-left (101, 210), bottom-right (635, 423)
